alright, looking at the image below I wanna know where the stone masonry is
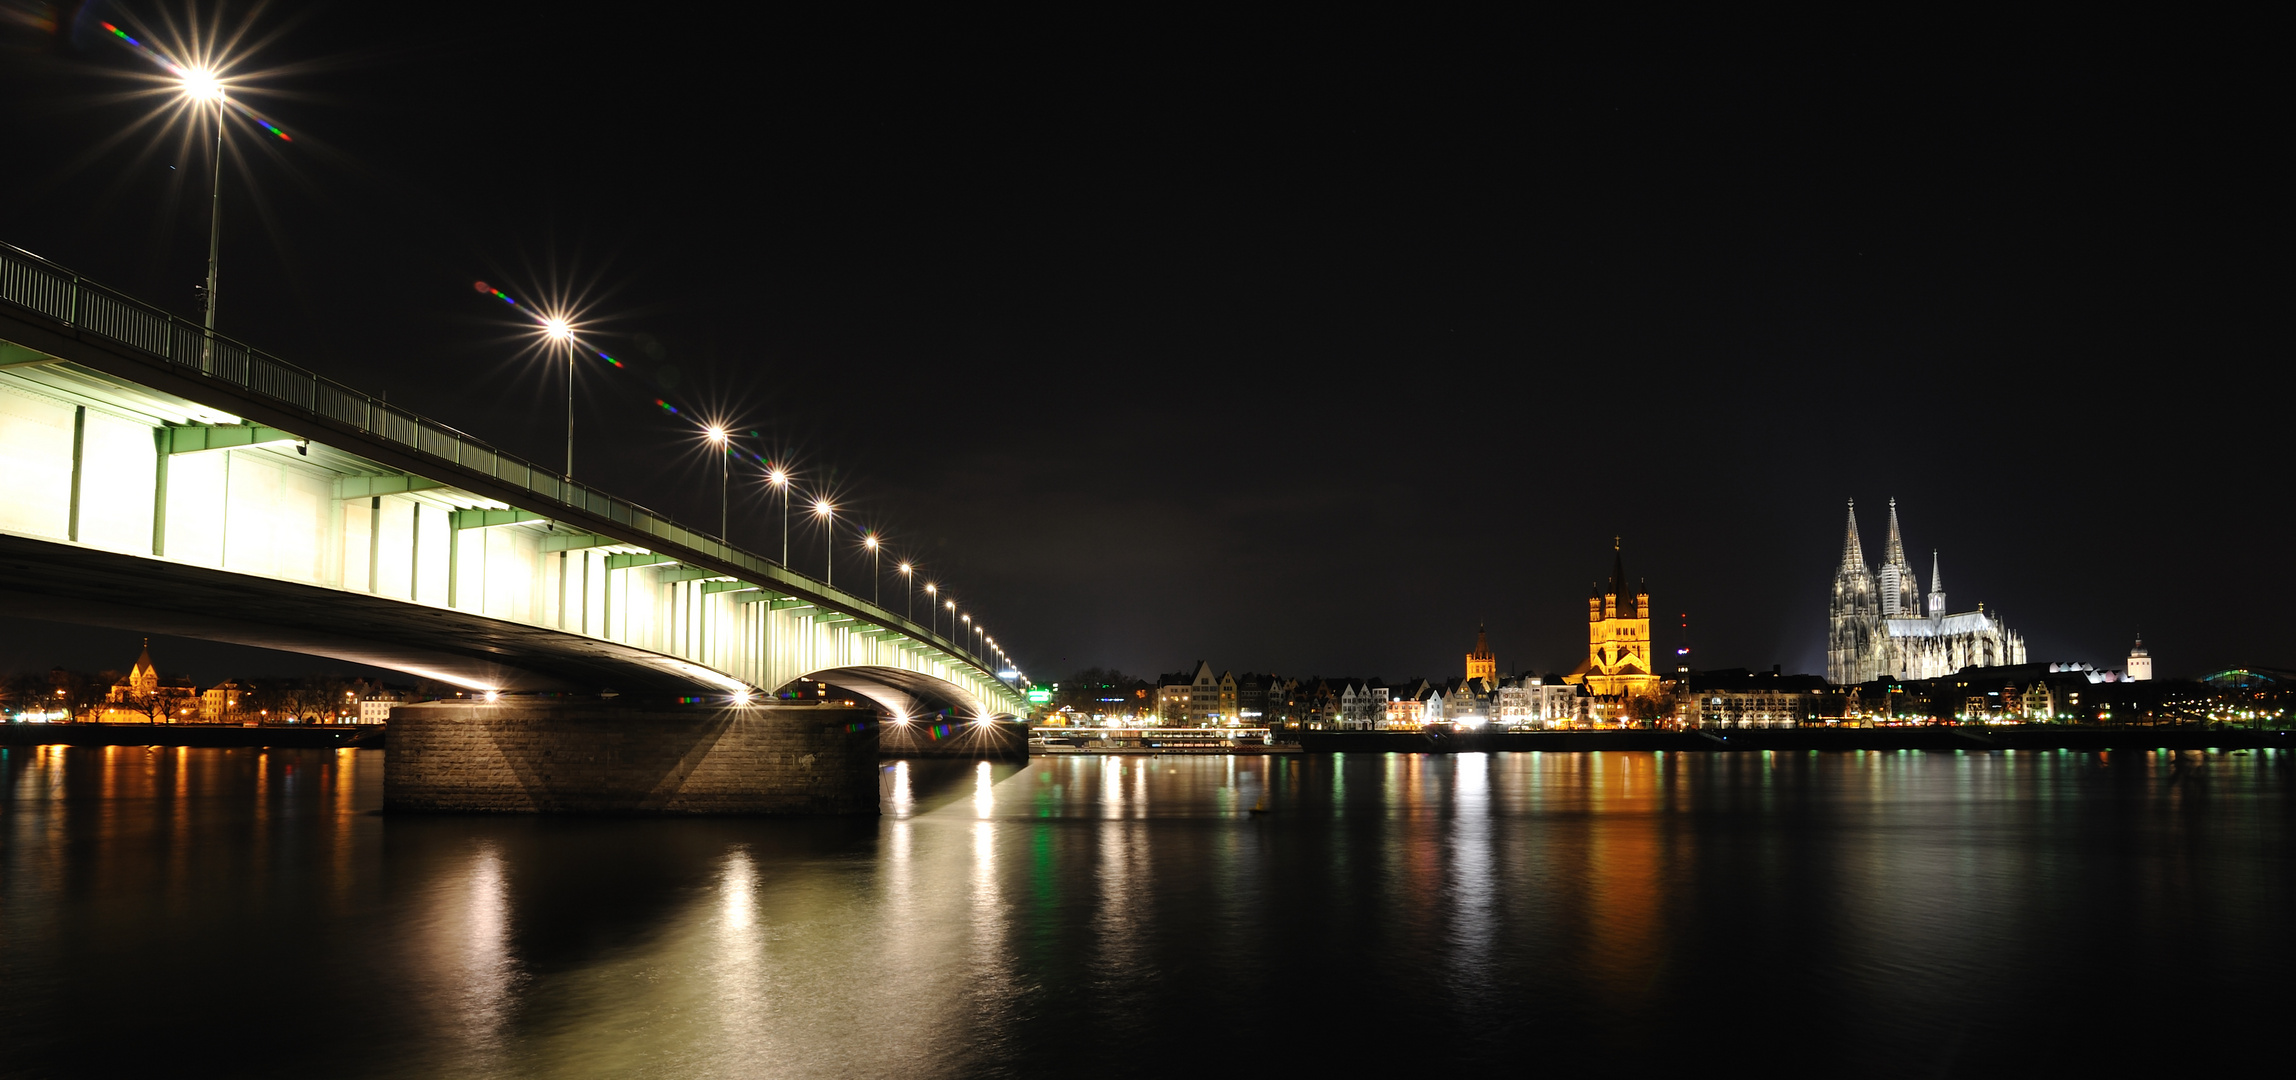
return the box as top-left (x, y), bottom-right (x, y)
top-left (385, 700), bottom-right (879, 814)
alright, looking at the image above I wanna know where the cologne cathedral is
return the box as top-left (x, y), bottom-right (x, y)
top-left (1827, 499), bottom-right (2025, 685)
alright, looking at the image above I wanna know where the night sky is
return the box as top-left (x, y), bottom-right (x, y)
top-left (0, 4), bottom-right (2282, 685)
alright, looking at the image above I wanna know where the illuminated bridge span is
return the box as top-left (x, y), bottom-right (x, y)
top-left (0, 241), bottom-right (1025, 724)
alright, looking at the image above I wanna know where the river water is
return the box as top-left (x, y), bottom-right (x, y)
top-left (1, 746), bottom-right (2288, 1078)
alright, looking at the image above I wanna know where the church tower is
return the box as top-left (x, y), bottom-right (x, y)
top-left (1926, 550), bottom-right (1946, 619)
top-left (1570, 539), bottom-right (1658, 698)
top-left (129, 638), bottom-right (158, 697)
top-left (2127, 635), bottom-right (2152, 681)
top-left (1465, 624), bottom-right (1496, 686)
top-left (1828, 501), bottom-right (1883, 685)
top-left (1876, 498), bottom-right (1921, 617)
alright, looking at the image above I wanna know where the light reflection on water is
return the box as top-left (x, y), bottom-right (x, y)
top-left (0, 746), bottom-right (2289, 1077)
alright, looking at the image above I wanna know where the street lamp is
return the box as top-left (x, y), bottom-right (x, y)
top-left (926, 583), bottom-right (939, 635)
top-left (864, 533), bottom-right (881, 605)
top-left (899, 563), bottom-right (914, 622)
top-left (813, 498), bottom-right (834, 586)
top-left (541, 315), bottom-right (575, 475)
top-left (766, 468), bottom-right (790, 565)
top-left (961, 613), bottom-right (972, 658)
top-left (944, 599), bottom-right (955, 644)
top-left (705, 426), bottom-right (729, 537)
top-left (181, 66), bottom-right (227, 347)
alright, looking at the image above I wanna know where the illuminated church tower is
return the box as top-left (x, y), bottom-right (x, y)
top-left (1876, 498), bottom-right (1921, 616)
top-left (1465, 624), bottom-right (1496, 686)
top-left (1569, 539), bottom-right (1658, 698)
top-left (1828, 501), bottom-right (1884, 685)
top-left (1829, 499), bottom-right (2026, 684)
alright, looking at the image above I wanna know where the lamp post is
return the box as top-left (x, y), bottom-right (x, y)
top-left (706, 426), bottom-right (729, 537)
top-left (944, 599), bottom-right (955, 645)
top-left (542, 317), bottom-right (575, 475)
top-left (961, 614), bottom-right (971, 659)
top-left (900, 563), bottom-right (914, 622)
top-left (182, 68), bottom-right (226, 339)
top-left (767, 469), bottom-right (790, 565)
top-left (926, 584), bottom-right (938, 636)
top-left (812, 499), bottom-right (834, 586)
top-left (864, 534), bottom-right (880, 605)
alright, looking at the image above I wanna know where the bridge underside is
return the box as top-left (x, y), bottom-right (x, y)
top-left (791, 665), bottom-right (1017, 723)
top-left (0, 533), bottom-right (723, 693)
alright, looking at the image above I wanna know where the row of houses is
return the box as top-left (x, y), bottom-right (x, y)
top-left (1118, 659), bottom-right (2209, 732)
top-left (1148, 661), bottom-right (1592, 731)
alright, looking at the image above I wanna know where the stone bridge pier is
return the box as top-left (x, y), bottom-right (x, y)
top-left (384, 700), bottom-right (881, 814)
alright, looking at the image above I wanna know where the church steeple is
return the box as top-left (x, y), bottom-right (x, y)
top-left (1466, 623), bottom-right (1496, 685)
top-left (1877, 498), bottom-right (1920, 616)
top-left (1926, 550), bottom-right (1946, 618)
top-left (1839, 500), bottom-right (1868, 571)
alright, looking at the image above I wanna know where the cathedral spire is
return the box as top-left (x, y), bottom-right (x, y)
top-left (1883, 498), bottom-right (1908, 565)
top-left (1839, 500), bottom-right (1867, 571)
top-left (1926, 549), bottom-right (1946, 618)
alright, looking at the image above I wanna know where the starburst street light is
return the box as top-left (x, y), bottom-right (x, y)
top-left (95, 17), bottom-right (300, 341)
top-left (766, 468), bottom-right (791, 566)
top-left (864, 533), bottom-right (881, 606)
top-left (899, 563), bottom-right (914, 623)
top-left (705, 425), bottom-right (730, 538)
top-left (813, 499), bottom-right (835, 586)
top-left (170, 60), bottom-right (230, 347)
top-left (536, 313), bottom-right (581, 476)
top-left (926, 583), bottom-right (939, 636)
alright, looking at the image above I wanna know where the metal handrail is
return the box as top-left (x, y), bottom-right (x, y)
top-left (0, 239), bottom-right (1010, 692)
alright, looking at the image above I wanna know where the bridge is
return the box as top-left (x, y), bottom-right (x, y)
top-left (0, 240), bottom-right (1027, 811)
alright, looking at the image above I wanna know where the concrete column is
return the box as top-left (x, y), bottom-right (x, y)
top-left (385, 700), bottom-right (880, 814)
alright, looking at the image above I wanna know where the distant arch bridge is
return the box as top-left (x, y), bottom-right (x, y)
top-left (0, 241), bottom-right (1024, 721)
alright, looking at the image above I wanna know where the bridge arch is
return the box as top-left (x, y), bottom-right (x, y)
top-left (782, 665), bottom-right (1019, 724)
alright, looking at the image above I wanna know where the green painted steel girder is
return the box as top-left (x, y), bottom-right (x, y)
top-left (700, 581), bottom-right (757, 594)
top-left (335, 474), bottom-right (445, 500)
top-left (605, 553), bottom-right (677, 571)
top-left (539, 531), bottom-right (613, 553)
top-left (161, 423), bottom-right (299, 455)
top-left (449, 508), bottom-right (549, 530)
top-left (658, 567), bottom-right (728, 584)
top-left (1, 341), bottom-right (61, 369)
top-left (768, 599), bottom-right (815, 612)
top-left (733, 590), bottom-right (790, 604)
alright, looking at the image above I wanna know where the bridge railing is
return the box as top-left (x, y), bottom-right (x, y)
top-left (0, 241), bottom-right (1012, 698)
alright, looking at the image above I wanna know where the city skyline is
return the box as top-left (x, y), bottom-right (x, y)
top-left (0, 7), bottom-right (2279, 686)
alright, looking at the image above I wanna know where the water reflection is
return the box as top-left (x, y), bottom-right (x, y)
top-left (0, 747), bottom-right (2290, 1077)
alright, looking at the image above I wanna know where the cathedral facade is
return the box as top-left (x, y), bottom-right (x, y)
top-left (1828, 499), bottom-right (2026, 685)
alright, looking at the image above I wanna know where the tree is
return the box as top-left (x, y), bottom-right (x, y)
top-left (1057, 668), bottom-right (1144, 717)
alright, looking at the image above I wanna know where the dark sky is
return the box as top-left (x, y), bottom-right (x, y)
top-left (0, 3), bottom-right (2284, 685)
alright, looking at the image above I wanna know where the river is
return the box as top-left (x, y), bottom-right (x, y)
top-left (1, 746), bottom-right (2288, 1077)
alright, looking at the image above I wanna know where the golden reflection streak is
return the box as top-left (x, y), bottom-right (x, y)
top-left (1583, 753), bottom-right (1668, 1014)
